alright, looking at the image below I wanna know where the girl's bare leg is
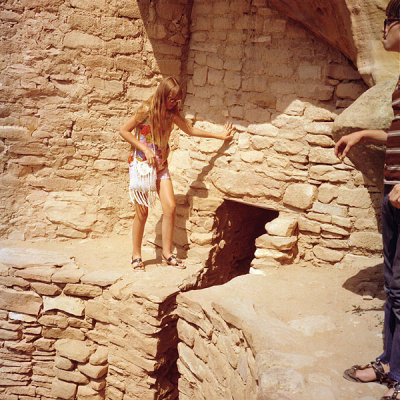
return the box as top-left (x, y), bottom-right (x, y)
top-left (157, 178), bottom-right (176, 258)
top-left (132, 202), bottom-right (148, 259)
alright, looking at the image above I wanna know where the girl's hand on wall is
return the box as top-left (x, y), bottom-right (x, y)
top-left (221, 122), bottom-right (235, 141)
top-left (389, 184), bottom-right (400, 209)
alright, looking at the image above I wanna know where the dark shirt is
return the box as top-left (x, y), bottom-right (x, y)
top-left (384, 77), bottom-right (400, 184)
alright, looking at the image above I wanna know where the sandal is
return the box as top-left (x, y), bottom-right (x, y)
top-left (381, 381), bottom-right (400, 399)
top-left (131, 258), bottom-right (145, 272)
top-left (343, 360), bottom-right (389, 384)
top-left (162, 254), bottom-right (186, 269)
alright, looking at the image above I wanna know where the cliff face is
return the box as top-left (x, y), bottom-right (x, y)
top-left (267, 0), bottom-right (400, 85)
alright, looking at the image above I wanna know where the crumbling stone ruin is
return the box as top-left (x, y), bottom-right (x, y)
top-left (0, 0), bottom-right (398, 399)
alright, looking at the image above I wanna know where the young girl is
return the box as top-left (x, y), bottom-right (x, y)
top-left (119, 77), bottom-right (234, 271)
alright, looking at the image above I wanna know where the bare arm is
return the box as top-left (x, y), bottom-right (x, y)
top-left (334, 129), bottom-right (387, 160)
top-left (119, 114), bottom-right (156, 166)
top-left (173, 113), bottom-right (234, 141)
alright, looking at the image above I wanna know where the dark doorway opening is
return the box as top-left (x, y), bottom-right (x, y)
top-left (208, 199), bottom-right (279, 284)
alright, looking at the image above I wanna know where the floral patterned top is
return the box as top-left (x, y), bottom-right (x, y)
top-left (128, 123), bottom-right (170, 172)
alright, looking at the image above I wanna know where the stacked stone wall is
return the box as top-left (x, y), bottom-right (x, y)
top-left (166, 0), bottom-right (381, 269)
top-left (176, 289), bottom-right (258, 400)
top-left (0, 248), bottom-right (186, 400)
top-left (0, 0), bottom-right (192, 241)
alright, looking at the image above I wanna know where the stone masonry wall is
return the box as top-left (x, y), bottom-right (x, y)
top-left (1, 0), bottom-right (383, 269)
top-left (0, 248), bottom-right (122, 400)
top-left (0, 247), bottom-right (190, 400)
top-left (0, 0), bottom-right (192, 241)
top-left (165, 0), bottom-right (382, 269)
top-left (176, 288), bottom-right (258, 400)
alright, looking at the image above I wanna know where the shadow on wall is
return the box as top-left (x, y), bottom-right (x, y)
top-left (136, 0), bottom-right (194, 88)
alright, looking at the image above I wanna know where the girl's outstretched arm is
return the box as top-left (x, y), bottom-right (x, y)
top-left (173, 113), bottom-right (234, 141)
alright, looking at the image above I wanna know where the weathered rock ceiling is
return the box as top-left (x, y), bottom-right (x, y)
top-left (267, 0), bottom-right (399, 86)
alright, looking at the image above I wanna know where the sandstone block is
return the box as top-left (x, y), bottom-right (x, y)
top-left (78, 363), bottom-right (108, 379)
top-left (178, 342), bottom-right (207, 383)
top-left (43, 295), bottom-right (85, 316)
top-left (193, 66), bottom-right (207, 86)
top-left (311, 202), bottom-right (347, 217)
top-left (305, 134), bottom-right (335, 147)
top-left (337, 187), bottom-right (372, 208)
top-left (89, 346), bottom-right (108, 365)
top-left (313, 245), bottom-right (344, 262)
top-left (118, 3), bottom-right (141, 18)
top-left (38, 314), bottom-right (68, 328)
top-left (224, 71), bottom-right (241, 90)
top-left (0, 275), bottom-right (30, 288)
top-left (320, 223), bottom-right (349, 236)
top-left (247, 123), bottom-right (278, 137)
top-left (90, 379), bottom-right (106, 391)
top-left (33, 338), bottom-right (55, 351)
top-left (190, 232), bottom-right (213, 246)
top-left (208, 68), bottom-right (224, 86)
top-left (317, 183), bottom-right (338, 203)
top-left (336, 82), bottom-right (366, 100)
top-left (51, 378), bottom-right (77, 399)
top-left (0, 329), bottom-right (21, 340)
top-left (54, 366), bottom-right (89, 384)
top-left (331, 215), bottom-right (352, 229)
top-left (55, 339), bottom-right (94, 363)
top-left (52, 266), bottom-right (83, 283)
top-left (93, 160), bottom-right (116, 171)
top-left (255, 234), bottom-right (297, 251)
top-left (326, 64), bottom-right (360, 80)
top-left (349, 232), bottom-right (382, 251)
top-left (80, 270), bottom-right (122, 287)
top-left (240, 151), bottom-right (264, 163)
top-left (30, 282), bottom-right (62, 296)
top-left (283, 184), bottom-right (316, 210)
top-left (0, 288), bottom-right (42, 316)
top-left (308, 147), bottom-right (339, 164)
top-left (14, 266), bottom-right (56, 282)
top-left (55, 356), bottom-right (74, 371)
top-left (309, 165), bottom-right (351, 183)
top-left (265, 215), bottom-right (297, 236)
top-left (0, 247), bottom-right (71, 268)
top-left (85, 299), bottom-right (109, 323)
top-left (43, 327), bottom-right (85, 341)
top-left (251, 135), bottom-right (273, 150)
top-left (64, 31), bottom-right (104, 49)
top-left (254, 248), bottom-right (293, 262)
top-left (63, 283), bottom-right (102, 298)
top-left (340, 254), bottom-right (382, 269)
top-left (0, 320), bottom-right (21, 331)
top-left (77, 384), bottom-right (103, 399)
top-left (177, 318), bottom-right (197, 348)
top-left (45, 201), bottom-right (97, 232)
top-left (298, 217), bottom-right (321, 234)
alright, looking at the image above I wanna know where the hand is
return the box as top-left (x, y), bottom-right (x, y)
top-left (389, 184), bottom-right (400, 209)
top-left (143, 148), bottom-right (156, 167)
top-left (334, 131), bottom-right (362, 160)
top-left (221, 122), bottom-right (235, 141)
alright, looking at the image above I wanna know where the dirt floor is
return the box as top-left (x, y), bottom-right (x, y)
top-left (0, 235), bottom-right (389, 400)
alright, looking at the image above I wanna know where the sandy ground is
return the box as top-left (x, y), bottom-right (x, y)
top-left (0, 235), bottom-right (389, 399)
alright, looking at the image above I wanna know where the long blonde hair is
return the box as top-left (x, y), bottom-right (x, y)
top-left (148, 77), bottom-right (182, 147)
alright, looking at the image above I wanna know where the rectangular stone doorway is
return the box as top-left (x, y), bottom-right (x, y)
top-left (212, 199), bottom-right (279, 281)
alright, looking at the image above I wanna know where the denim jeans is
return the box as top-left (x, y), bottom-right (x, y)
top-left (378, 185), bottom-right (400, 382)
